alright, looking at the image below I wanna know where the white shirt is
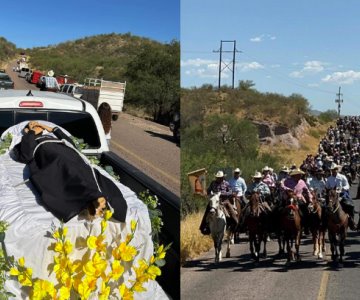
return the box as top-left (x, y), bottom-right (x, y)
top-left (229, 176), bottom-right (247, 197)
top-left (325, 173), bottom-right (350, 191)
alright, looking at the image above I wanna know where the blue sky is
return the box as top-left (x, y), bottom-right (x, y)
top-left (1, 0), bottom-right (179, 47)
top-left (181, 0), bottom-right (360, 115)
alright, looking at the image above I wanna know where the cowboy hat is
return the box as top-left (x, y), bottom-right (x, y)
top-left (215, 170), bottom-right (225, 178)
top-left (233, 168), bottom-right (241, 174)
top-left (262, 166), bottom-right (270, 172)
top-left (289, 168), bottom-right (305, 176)
top-left (330, 162), bottom-right (341, 170)
top-left (280, 166), bottom-right (290, 173)
top-left (252, 171), bottom-right (262, 178)
top-left (47, 70), bottom-right (54, 77)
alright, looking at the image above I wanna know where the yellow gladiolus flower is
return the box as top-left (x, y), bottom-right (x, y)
top-left (134, 259), bottom-right (149, 283)
top-left (62, 227), bottom-right (68, 237)
top-left (133, 282), bottom-right (147, 293)
top-left (53, 229), bottom-right (60, 239)
top-left (83, 252), bottom-right (107, 278)
top-left (78, 277), bottom-right (97, 300)
top-left (18, 272), bottom-right (32, 287)
top-left (64, 240), bottom-right (73, 255)
top-left (32, 279), bottom-right (56, 300)
top-left (9, 267), bottom-right (19, 276)
top-left (101, 219), bottom-right (107, 233)
top-left (87, 235), bottom-right (106, 253)
top-left (104, 210), bottom-right (113, 221)
top-left (114, 242), bottom-right (137, 262)
top-left (99, 281), bottom-right (111, 300)
top-left (18, 257), bottom-right (25, 267)
top-left (54, 241), bottom-right (64, 253)
top-left (130, 220), bottom-right (137, 232)
top-left (156, 244), bottom-right (166, 259)
top-left (59, 286), bottom-right (71, 300)
top-left (110, 260), bottom-right (124, 280)
top-left (147, 265), bottom-right (161, 280)
top-left (119, 283), bottom-right (134, 300)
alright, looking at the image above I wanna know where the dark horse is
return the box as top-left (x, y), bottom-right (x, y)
top-left (325, 189), bottom-right (348, 264)
top-left (245, 192), bottom-right (268, 263)
top-left (281, 190), bottom-right (302, 265)
top-left (308, 191), bottom-right (326, 259)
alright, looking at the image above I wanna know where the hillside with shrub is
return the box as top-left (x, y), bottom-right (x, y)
top-left (1, 33), bottom-right (179, 124)
top-left (0, 37), bottom-right (17, 65)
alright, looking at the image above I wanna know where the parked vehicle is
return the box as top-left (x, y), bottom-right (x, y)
top-left (169, 112), bottom-right (180, 143)
top-left (59, 83), bottom-right (84, 99)
top-left (0, 90), bottom-right (180, 299)
top-left (81, 78), bottom-right (126, 121)
top-left (18, 61), bottom-right (28, 71)
top-left (18, 67), bottom-right (31, 78)
top-left (0, 73), bottom-right (14, 89)
top-left (28, 70), bottom-right (43, 84)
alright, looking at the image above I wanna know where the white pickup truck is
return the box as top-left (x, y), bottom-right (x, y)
top-left (80, 78), bottom-right (126, 121)
top-left (0, 89), bottom-right (179, 299)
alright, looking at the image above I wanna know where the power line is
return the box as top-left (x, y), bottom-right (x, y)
top-left (213, 40), bottom-right (242, 89)
top-left (335, 86), bottom-right (344, 117)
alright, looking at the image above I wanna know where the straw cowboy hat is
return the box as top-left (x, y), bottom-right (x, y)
top-left (289, 168), bottom-right (305, 176)
top-left (262, 166), bottom-right (270, 172)
top-left (330, 163), bottom-right (341, 170)
top-left (280, 166), bottom-right (290, 173)
top-left (233, 168), bottom-right (241, 174)
top-left (47, 70), bottom-right (54, 77)
top-left (215, 170), bottom-right (225, 178)
top-left (252, 171), bottom-right (262, 179)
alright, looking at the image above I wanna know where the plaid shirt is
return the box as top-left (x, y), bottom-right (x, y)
top-left (207, 179), bottom-right (232, 197)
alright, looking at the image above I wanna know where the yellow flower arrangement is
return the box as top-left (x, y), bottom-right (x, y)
top-left (7, 210), bottom-right (169, 299)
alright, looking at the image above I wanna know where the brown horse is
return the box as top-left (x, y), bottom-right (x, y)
top-left (245, 192), bottom-right (268, 263)
top-left (326, 189), bottom-right (348, 264)
top-left (223, 193), bottom-right (242, 258)
top-left (281, 190), bottom-right (302, 265)
top-left (308, 191), bottom-right (326, 259)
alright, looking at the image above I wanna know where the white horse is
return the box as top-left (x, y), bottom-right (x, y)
top-left (207, 192), bottom-right (227, 263)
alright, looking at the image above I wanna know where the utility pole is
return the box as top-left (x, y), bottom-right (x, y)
top-left (335, 86), bottom-right (343, 117)
top-left (213, 40), bottom-right (241, 89)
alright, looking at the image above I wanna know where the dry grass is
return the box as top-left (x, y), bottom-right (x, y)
top-left (180, 211), bottom-right (213, 265)
top-left (260, 122), bottom-right (331, 166)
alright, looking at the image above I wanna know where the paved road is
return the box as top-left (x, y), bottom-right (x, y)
top-left (181, 182), bottom-right (360, 300)
top-left (6, 61), bottom-right (180, 197)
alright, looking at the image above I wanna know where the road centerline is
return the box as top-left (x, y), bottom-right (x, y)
top-left (317, 270), bottom-right (329, 300)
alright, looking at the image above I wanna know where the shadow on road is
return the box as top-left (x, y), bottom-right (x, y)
top-left (145, 130), bottom-right (179, 146)
top-left (182, 235), bottom-right (360, 273)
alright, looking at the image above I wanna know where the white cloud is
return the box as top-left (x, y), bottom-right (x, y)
top-left (289, 60), bottom-right (327, 78)
top-left (250, 34), bottom-right (276, 42)
top-left (321, 70), bottom-right (360, 84)
top-left (239, 61), bottom-right (264, 72)
top-left (289, 71), bottom-right (303, 78)
top-left (180, 58), bottom-right (216, 67)
top-left (250, 35), bottom-right (263, 42)
top-left (303, 61), bottom-right (325, 73)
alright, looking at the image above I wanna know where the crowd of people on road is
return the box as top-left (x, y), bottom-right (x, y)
top-left (201, 115), bottom-right (360, 234)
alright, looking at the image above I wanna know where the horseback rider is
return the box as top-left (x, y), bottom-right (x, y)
top-left (199, 171), bottom-right (236, 234)
top-left (228, 167), bottom-right (247, 208)
top-left (245, 171), bottom-right (272, 213)
top-left (307, 168), bottom-right (326, 201)
top-left (325, 163), bottom-right (356, 230)
top-left (281, 168), bottom-right (313, 234)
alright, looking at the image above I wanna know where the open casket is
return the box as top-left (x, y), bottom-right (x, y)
top-left (0, 122), bottom-right (168, 299)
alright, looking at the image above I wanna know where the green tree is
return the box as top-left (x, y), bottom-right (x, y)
top-left (125, 40), bottom-right (180, 123)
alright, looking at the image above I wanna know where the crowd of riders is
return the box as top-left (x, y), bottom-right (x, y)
top-left (201, 115), bottom-right (360, 234)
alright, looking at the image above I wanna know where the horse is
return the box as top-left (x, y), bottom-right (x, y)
top-left (280, 189), bottom-right (302, 265)
top-left (308, 191), bottom-right (326, 259)
top-left (325, 189), bottom-right (348, 264)
top-left (245, 192), bottom-right (268, 263)
top-left (206, 192), bottom-right (227, 263)
top-left (223, 193), bottom-right (242, 256)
